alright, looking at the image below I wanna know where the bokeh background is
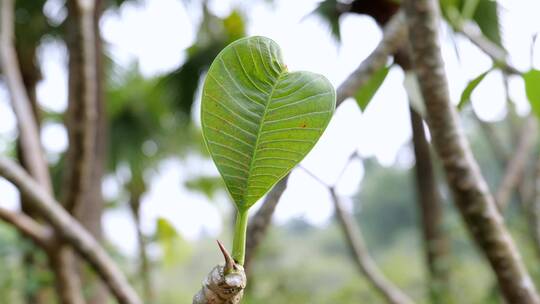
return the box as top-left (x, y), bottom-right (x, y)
top-left (1, 0), bottom-right (540, 303)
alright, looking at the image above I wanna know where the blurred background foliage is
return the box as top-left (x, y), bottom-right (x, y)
top-left (1, 0), bottom-right (540, 303)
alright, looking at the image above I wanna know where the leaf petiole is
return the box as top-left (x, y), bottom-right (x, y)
top-left (232, 209), bottom-right (249, 266)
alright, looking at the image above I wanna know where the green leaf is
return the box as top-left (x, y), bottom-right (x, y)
top-left (458, 68), bottom-right (491, 110)
top-left (524, 69), bottom-right (540, 118)
top-left (354, 65), bottom-right (390, 112)
top-left (310, 0), bottom-right (342, 41)
top-left (471, 0), bottom-right (502, 47)
top-left (201, 36), bottom-right (335, 212)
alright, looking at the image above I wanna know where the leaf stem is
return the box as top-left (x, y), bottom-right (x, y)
top-left (232, 209), bottom-right (249, 266)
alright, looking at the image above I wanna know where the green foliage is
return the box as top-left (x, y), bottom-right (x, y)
top-left (458, 68), bottom-right (492, 110)
top-left (155, 218), bottom-right (191, 267)
top-left (201, 36), bottom-right (335, 212)
top-left (158, 8), bottom-right (247, 117)
top-left (524, 69), bottom-right (540, 119)
top-left (440, 0), bottom-right (502, 46)
top-left (310, 0), bottom-right (342, 41)
top-left (355, 65), bottom-right (390, 112)
top-left (106, 64), bottom-right (198, 175)
top-left (470, 0), bottom-right (502, 47)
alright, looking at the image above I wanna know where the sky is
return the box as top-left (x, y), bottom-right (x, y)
top-left (0, 0), bottom-right (539, 255)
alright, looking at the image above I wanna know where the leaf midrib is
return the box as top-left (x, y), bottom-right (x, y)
top-left (242, 71), bottom-right (285, 208)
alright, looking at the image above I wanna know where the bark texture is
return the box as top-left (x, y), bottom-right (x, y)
top-left (0, 157), bottom-right (142, 304)
top-left (404, 0), bottom-right (540, 302)
top-left (193, 242), bottom-right (246, 304)
top-left (193, 265), bottom-right (246, 304)
top-left (63, 0), bottom-right (99, 214)
top-left (63, 0), bottom-right (109, 302)
top-left (409, 107), bottom-right (449, 301)
top-left (330, 188), bottom-right (413, 304)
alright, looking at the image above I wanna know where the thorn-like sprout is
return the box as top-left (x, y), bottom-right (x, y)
top-left (217, 239), bottom-right (235, 274)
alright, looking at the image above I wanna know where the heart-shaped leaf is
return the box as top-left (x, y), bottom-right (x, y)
top-left (201, 36), bottom-right (335, 212)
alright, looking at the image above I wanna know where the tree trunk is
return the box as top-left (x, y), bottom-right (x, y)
top-left (404, 0), bottom-right (540, 302)
top-left (409, 107), bottom-right (450, 302)
top-left (47, 246), bottom-right (85, 304)
top-left (63, 0), bottom-right (109, 302)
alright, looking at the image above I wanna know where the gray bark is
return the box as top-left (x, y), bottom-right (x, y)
top-left (193, 241), bottom-right (246, 304)
top-left (409, 107), bottom-right (450, 302)
top-left (404, 0), bottom-right (540, 302)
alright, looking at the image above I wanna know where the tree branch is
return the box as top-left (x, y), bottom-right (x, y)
top-left (0, 156), bottom-right (141, 304)
top-left (458, 22), bottom-right (520, 75)
top-left (404, 0), bottom-right (540, 302)
top-left (244, 174), bottom-right (289, 275)
top-left (336, 11), bottom-right (407, 106)
top-left (0, 0), bottom-right (52, 193)
top-left (496, 116), bottom-right (538, 210)
top-left (471, 111), bottom-right (510, 169)
top-left (409, 107), bottom-right (449, 301)
top-left (0, 206), bottom-right (53, 248)
top-left (329, 188), bottom-right (413, 304)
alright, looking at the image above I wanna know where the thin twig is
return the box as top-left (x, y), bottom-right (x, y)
top-left (496, 116), bottom-right (538, 210)
top-left (329, 188), bottom-right (413, 304)
top-left (0, 0), bottom-right (52, 193)
top-left (0, 206), bottom-right (53, 248)
top-left (459, 22), bottom-right (520, 74)
top-left (336, 11), bottom-right (407, 106)
top-left (301, 154), bottom-right (413, 304)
